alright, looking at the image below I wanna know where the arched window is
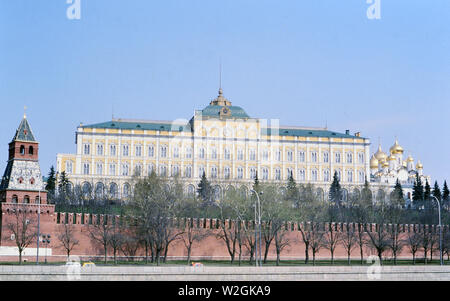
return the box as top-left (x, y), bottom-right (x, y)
top-left (35, 196), bottom-right (41, 204)
top-left (95, 182), bottom-right (104, 198)
top-left (82, 182), bottom-right (92, 198)
top-left (109, 182), bottom-right (118, 198)
top-left (24, 195), bottom-right (30, 204)
top-left (12, 195), bottom-right (18, 203)
top-left (29, 146), bottom-right (34, 155)
top-left (20, 145), bottom-right (25, 155)
top-left (123, 183), bottom-right (131, 198)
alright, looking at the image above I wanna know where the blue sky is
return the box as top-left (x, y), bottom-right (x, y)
top-left (0, 0), bottom-right (449, 186)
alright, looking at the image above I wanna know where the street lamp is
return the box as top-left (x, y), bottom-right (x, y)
top-left (41, 234), bottom-right (51, 264)
top-left (36, 189), bottom-right (41, 265)
top-left (430, 195), bottom-right (443, 266)
top-left (250, 189), bottom-right (262, 267)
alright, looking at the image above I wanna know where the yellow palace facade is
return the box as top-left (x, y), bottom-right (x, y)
top-left (56, 89), bottom-right (371, 201)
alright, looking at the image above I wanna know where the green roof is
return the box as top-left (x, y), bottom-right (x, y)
top-left (262, 128), bottom-right (365, 139)
top-left (81, 120), bottom-right (192, 132)
top-left (200, 105), bottom-right (250, 118)
top-left (13, 117), bottom-right (36, 142)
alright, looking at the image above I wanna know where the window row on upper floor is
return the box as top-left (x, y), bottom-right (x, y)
top-left (81, 143), bottom-right (366, 164)
top-left (76, 161), bottom-right (366, 183)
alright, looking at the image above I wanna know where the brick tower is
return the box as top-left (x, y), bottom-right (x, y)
top-left (0, 114), bottom-right (48, 204)
top-left (0, 114), bottom-right (55, 250)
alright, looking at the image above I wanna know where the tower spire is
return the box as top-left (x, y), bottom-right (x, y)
top-left (24, 105), bottom-right (27, 119)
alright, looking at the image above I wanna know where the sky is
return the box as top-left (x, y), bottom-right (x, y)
top-left (0, 0), bottom-right (449, 186)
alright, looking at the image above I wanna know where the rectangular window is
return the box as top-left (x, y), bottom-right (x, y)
top-left (97, 144), bottom-right (103, 156)
top-left (287, 151), bottom-right (293, 162)
top-left (323, 152), bottom-right (329, 163)
top-left (109, 163), bottom-right (116, 176)
top-left (224, 148), bottom-right (231, 160)
top-left (83, 163), bottom-right (90, 175)
top-left (83, 144), bottom-right (90, 155)
top-left (148, 145), bottom-right (154, 157)
top-left (237, 149), bottom-right (244, 161)
top-left (186, 147), bottom-right (192, 159)
top-left (250, 149), bottom-right (256, 161)
top-left (135, 145), bottom-right (142, 157)
top-left (110, 144), bottom-right (116, 156)
top-left (122, 145), bottom-right (129, 156)
top-left (298, 151), bottom-right (305, 162)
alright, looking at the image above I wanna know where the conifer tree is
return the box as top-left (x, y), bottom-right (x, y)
top-left (432, 181), bottom-right (442, 201)
top-left (252, 171), bottom-right (261, 194)
top-left (361, 178), bottom-right (373, 207)
top-left (45, 166), bottom-right (56, 195)
top-left (424, 180), bottom-right (431, 205)
top-left (412, 173), bottom-right (424, 206)
top-left (285, 170), bottom-right (298, 203)
top-left (329, 171), bottom-right (342, 205)
top-left (442, 181), bottom-right (449, 209)
top-left (390, 179), bottom-right (404, 206)
top-left (58, 171), bottom-right (70, 195)
top-left (197, 171), bottom-right (212, 202)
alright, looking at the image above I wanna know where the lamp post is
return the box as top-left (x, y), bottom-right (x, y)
top-left (36, 189), bottom-right (41, 265)
top-left (41, 234), bottom-right (51, 264)
top-left (430, 195), bottom-right (443, 266)
top-left (250, 189), bottom-right (262, 267)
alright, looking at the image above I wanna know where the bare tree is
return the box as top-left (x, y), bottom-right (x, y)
top-left (340, 223), bottom-right (358, 265)
top-left (366, 206), bottom-right (389, 265)
top-left (273, 220), bottom-right (291, 266)
top-left (309, 222), bottom-right (325, 266)
top-left (107, 219), bottom-right (124, 265)
top-left (387, 224), bottom-right (405, 265)
top-left (56, 223), bottom-right (79, 259)
top-left (420, 229), bottom-right (433, 265)
top-left (298, 203), bottom-right (324, 264)
top-left (3, 205), bottom-right (38, 264)
top-left (406, 232), bottom-right (422, 265)
top-left (87, 215), bottom-right (112, 264)
top-left (323, 223), bottom-right (342, 265)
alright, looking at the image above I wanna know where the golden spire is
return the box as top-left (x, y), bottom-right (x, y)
top-left (23, 105), bottom-right (27, 118)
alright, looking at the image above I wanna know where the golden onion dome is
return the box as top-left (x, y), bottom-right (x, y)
top-left (370, 156), bottom-right (379, 168)
top-left (407, 154), bottom-right (414, 162)
top-left (388, 154), bottom-right (396, 161)
top-left (416, 160), bottom-right (423, 169)
top-left (390, 139), bottom-right (404, 154)
top-left (374, 145), bottom-right (388, 161)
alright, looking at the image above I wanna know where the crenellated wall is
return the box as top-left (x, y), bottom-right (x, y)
top-left (0, 204), bottom-right (448, 262)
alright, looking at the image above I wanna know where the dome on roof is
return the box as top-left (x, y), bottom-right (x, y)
top-left (370, 155), bottom-right (379, 169)
top-left (374, 145), bottom-right (388, 161)
top-left (416, 160), bottom-right (423, 169)
top-left (200, 105), bottom-right (249, 119)
top-left (390, 139), bottom-right (404, 154)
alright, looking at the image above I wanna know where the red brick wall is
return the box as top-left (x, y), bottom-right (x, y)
top-left (0, 206), bottom-right (448, 262)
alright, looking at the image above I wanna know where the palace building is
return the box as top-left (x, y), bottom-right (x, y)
top-left (56, 88), bottom-right (373, 202)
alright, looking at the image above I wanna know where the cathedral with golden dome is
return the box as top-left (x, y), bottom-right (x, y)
top-left (369, 139), bottom-right (430, 203)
